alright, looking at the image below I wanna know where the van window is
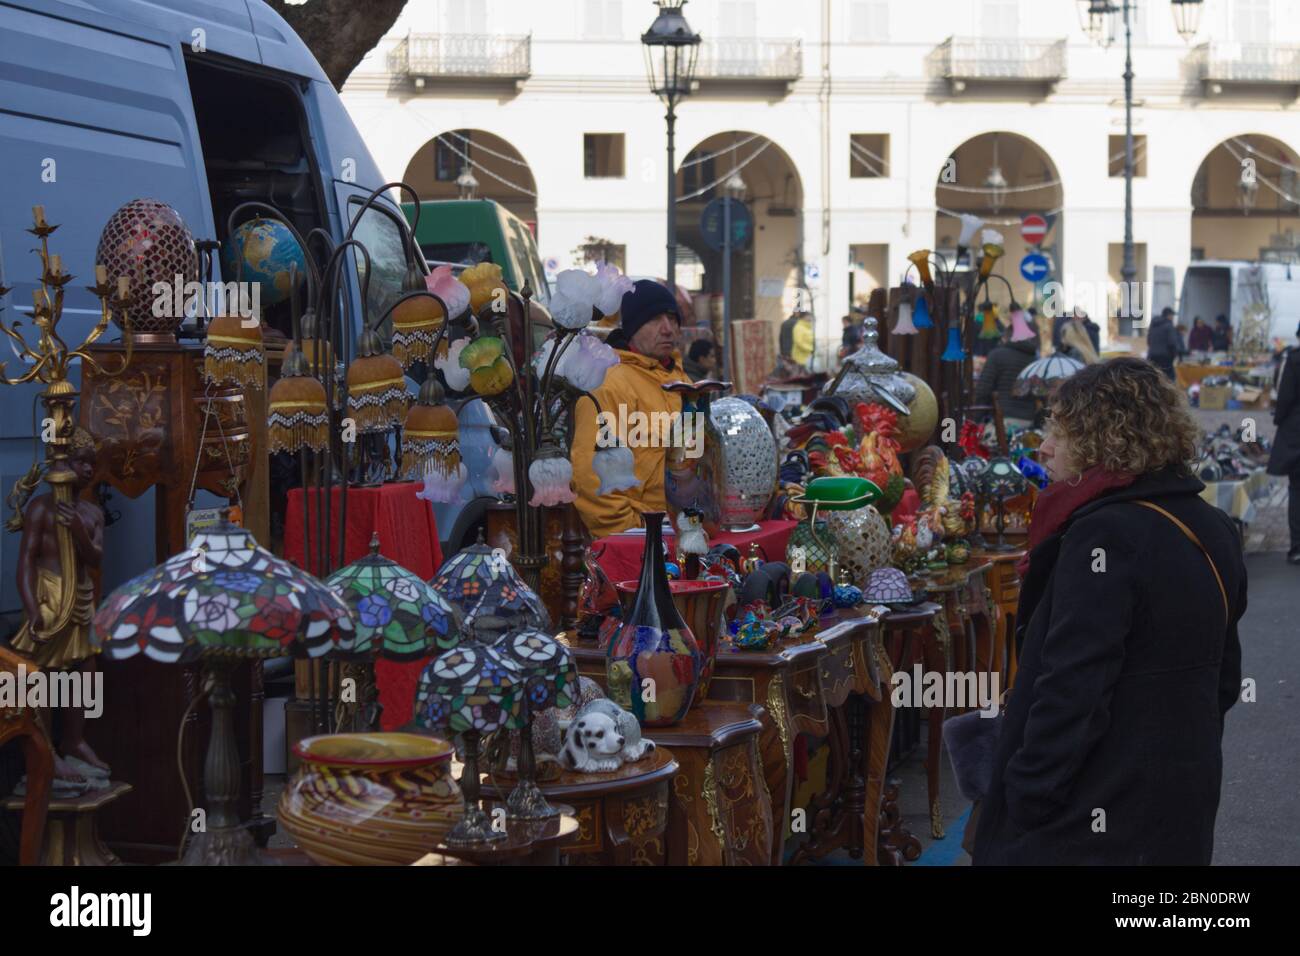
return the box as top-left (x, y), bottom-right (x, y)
top-left (348, 200), bottom-right (409, 340)
top-left (504, 215), bottom-right (550, 303)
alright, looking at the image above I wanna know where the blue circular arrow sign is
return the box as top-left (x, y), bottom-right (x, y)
top-left (1020, 252), bottom-right (1050, 282)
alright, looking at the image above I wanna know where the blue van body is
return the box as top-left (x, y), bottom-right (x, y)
top-left (0, 0), bottom-right (405, 610)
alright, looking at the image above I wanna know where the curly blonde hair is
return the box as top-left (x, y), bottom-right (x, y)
top-left (1049, 357), bottom-right (1198, 475)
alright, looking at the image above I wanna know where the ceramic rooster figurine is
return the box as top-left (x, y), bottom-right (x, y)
top-left (854, 403), bottom-right (903, 491)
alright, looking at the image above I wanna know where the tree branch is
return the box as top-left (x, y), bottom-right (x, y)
top-left (267, 0), bottom-right (408, 91)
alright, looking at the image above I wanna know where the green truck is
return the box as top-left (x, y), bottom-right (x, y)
top-left (401, 199), bottom-right (551, 305)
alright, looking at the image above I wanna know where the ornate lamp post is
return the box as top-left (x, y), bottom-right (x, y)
top-left (1079, 0), bottom-right (1203, 314)
top-left (642, 0), bottom-right (701, 290)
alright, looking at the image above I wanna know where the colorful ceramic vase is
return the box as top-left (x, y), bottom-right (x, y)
top-left (278, 732), bottom-right (462, 866)
top-left (615, 576), bottom-right (729, 703)
top-left (606, 512), bottom-right (702, 725)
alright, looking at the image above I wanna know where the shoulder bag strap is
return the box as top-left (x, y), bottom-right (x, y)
top-left (1133, 500), bottom-right (1229, 623)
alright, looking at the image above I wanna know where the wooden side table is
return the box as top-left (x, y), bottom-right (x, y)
top-left (434, 808), bottom-right (581, 866)
top-left (5, 782), bottom-right (133, 866)
top-left (651, 702), bottom-right (774, 866)
top-left (707, 635), bottom-right (828, 865)
top-left (1, 645), bottom-right (53, 866)
top-left (975, 548), bottom-right (1025, 688)
top-left (479, 749), bottom-right (678, 865)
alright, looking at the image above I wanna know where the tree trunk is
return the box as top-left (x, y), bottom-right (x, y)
top-left (267, 0), bottom-right (408, 91)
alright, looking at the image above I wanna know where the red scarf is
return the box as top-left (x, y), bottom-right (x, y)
top-left (1016, 466), bottom-right (1137, 577)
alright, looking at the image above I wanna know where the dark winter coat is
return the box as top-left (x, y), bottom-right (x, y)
top-left (1146, 316), bottom-right (1182, 362)
top-left (972, 467), bottom-right (1246, 865)
top-left (975, 338), bottom-right (1040, 421)
top-left (1267, 346), bottom-right (1300, 477)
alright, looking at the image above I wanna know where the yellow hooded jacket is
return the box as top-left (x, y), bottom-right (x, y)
top-left (571, 348), bottom-right (688, 538)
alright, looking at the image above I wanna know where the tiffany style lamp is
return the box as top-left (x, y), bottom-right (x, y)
top-left (430, 538), bottom-right (550, 641)
top-left (1013, 351), bottom-right (1085, 399)
top-left (91, 522), bottom-right (355, 865)
top-left (414, 643), bottom-right (524, 845)
top-left (977, 457), bottom-right (1029, 551)
top-left (325, 533), bottom-right (461, 731)
top-left (492, 628), bottom-right (580, 819)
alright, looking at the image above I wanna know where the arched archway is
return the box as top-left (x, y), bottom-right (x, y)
top-left (934, 132), bottom-right (1063, 320)
top-left (402, 129), bottom-right (537, 227)
top-left (674, 132), bottom-right (804, 327)
top-left (1192, 135), bottom-right (1300, 262)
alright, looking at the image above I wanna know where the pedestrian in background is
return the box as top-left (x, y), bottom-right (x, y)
top-left (1211, 314), bottom-right (1233, 352)
top-left (1189, 316), bottom-right (1213, 352)
top-left (1267, 321), bottom-right (1300, 564)
top-left (975, 325), bottom-right (1040, 428)
top-left (683, 337), bottom-right (718, 382)
top-left (1146, 306), bottom-right (1181, 379)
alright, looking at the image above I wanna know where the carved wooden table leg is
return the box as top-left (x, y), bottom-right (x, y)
top-left (878, 778), bottom-right (922, 864)
top-left (17, 725), bottom-right (54, 865)
top-left (923, 610), bottom-right (951, 839)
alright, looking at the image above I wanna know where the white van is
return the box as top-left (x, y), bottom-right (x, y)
top-left (1179, 260), bottom-right (1300, 346)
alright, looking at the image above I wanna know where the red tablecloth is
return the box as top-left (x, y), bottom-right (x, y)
top-left (594, 518), bottom-right (797, 584)
top-left (285, 482), bottom-right (443, 730)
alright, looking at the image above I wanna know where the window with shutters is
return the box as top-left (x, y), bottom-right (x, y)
top-left (583, 0), bottom-right (623, 39)
top-left (445, 0), bottom-right (486, 34)
top-left (1235, 0), bottom-right (1272, 44)
top-left (981, 0), bottom-right (1019, 38)
top-left (848, 0), bottom-right (889, 42)
top-left (584, 134), bottom-right (625, 178)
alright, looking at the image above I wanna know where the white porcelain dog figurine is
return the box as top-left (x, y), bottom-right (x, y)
top-left (558, 699), bottom-right (655, 773)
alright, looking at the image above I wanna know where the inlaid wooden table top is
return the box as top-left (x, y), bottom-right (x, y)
top-left (480, 747), bottom-right (679, 800)
top-left (3, 780), bottom-right (132, 813)
top-left (880, 602), bottom-right (942, 627)
top-left (919, 559), bottom-right (993, 593)
top-left (649, 700), bottom-right (764, 750)
top-left (971, 547), bottom-right (1028, 564)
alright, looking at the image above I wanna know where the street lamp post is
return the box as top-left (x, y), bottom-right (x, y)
top-left (1079, 0), bottom-right (1203, 328)
top-left (642, 1), bottom-right (701, 291)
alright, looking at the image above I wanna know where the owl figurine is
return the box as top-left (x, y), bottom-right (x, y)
top-left (676, 507), bottom-right (710, 557)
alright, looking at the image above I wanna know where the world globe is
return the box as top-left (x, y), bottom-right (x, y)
top-left (222, 217), bottom-right (307, 307)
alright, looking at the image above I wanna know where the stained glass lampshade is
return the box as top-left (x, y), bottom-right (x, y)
top-left (978, 456), bottom-right (1028, 501)
top-left (430, 540), bottom-right (549, 638)
top-left (863, 567), bottom-right (916, 605)
top-left (90, 522), bottom-right (355, 865)
top-left (415, 643), bottom-right (524, 845)
top-left (1013, 352), bottom-right (1085, 398)
top-left (492, 629), bottom-right (579, 819)
top-left (325, 534), bottom-right (459, 661)
top-left (92, 523), bottom-right (355, 663)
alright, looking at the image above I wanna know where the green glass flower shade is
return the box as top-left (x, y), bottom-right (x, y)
top-left (91, 523), bottom-right (355, 664)
top-left (414, 644), bottom-right (525, 735)
top-left (325, 535), bottom-right (459, 661)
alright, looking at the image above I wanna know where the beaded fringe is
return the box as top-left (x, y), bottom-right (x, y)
top-left (204, 348), bottom-right (264, 390)
top-left (401, 439), bottom-right (461, 481)
top-left (347, 387), bottom-right (409, 433)
top-left (268, 411), bottom-right (330, 453)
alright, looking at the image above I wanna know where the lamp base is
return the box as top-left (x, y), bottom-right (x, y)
top-left (444, 804), bottom-right (506, 846)
top-left (506, 778), bottom-right (559, 820)
top-left (180, 825), bottom-right (263, 866)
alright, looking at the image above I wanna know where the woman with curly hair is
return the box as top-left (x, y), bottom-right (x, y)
top-left (973, 357), bottom-right (1246, 865)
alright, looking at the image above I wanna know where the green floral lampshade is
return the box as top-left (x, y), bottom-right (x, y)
top-left (414, 644), bottom-right (525, 735)
top-left (92, 523), bottom-right (355, 663)
top-left (430, 542), bottom-right (550, 640)
top-left (325, 535), bottom-right (459, 661)
top-left (978, 456), bottom-right (1029, 501)
top-left (492, 629), bottom-right (579, 715)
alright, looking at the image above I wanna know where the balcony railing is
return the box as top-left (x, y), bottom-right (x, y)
top-left (695, 37), bottom-right (802, 84)
top-left (1190, 42), bottom-right (1300, 87)
top-left (928, 37), bottom-right (1067, 90)
top-left (387, 33), bottom-right (531, 83)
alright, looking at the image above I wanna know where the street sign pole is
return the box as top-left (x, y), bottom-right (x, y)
top-left (722, 197), bottom-right (733, 384)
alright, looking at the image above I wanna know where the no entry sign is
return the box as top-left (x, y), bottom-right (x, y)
top-left (1021, 214), bottom-right (1048, 246)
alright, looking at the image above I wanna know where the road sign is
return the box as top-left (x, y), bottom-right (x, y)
top-left (700, 197), bottom-right (752, 252)
top-left (1021, 214), bottom-right (1048, 245)
top-left (804, 262), bottom-right (821, 285)
top-left (1020, 252), bottom-right (1051, 282)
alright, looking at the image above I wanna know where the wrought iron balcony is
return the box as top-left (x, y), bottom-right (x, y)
top-left (928, 37), bottom-right (1067, 92)
top-left (1190, 42), bottom-right (1300, 90)
top-left (695, 37), bottom-right (801, 86)
top-left (387, 33), bottom-right (531, 85)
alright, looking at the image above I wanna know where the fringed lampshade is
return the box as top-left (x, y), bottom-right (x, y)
top-left (347, 328), bottom-right (408, 433)
top-left (204, 313), bottom-right (264, 389)
top-left (402, 378), bottom-right (464, 501)
top-left (268, 348), bottom-right (329, 453)
top-left (391, 291), bottom-right (445, 370)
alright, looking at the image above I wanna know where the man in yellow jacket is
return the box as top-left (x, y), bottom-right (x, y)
top-left (571, 280), bottom-right (688, 538)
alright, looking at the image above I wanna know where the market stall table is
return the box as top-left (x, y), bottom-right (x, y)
top-left (593, 518), bottom-right (797, 585)
top-left (1176, 363), bottom-right (1232, 389)
top-left (1201, 469), bottom-right (1274, 529)
top-left (480, 751), bottom-right (677, 865)
top-left (284, 482), bottom-right (444, 733)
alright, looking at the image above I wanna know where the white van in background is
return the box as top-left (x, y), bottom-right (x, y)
top-left (1178, 260), bottom-right (1300, 346)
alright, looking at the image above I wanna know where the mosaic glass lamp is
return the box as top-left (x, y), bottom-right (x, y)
top-left (977, 457), bottom-right (1029, 551)
top-left (91, 522), bottom-right (355, 865)
top-left (414, 644), bottom-right (524, 845)
top-left (492, 628), bottom-right (580, 819)
top-left (863, 567), bottom-right (916, 606)
top-left (430, 537), bottom-right (549, 639)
